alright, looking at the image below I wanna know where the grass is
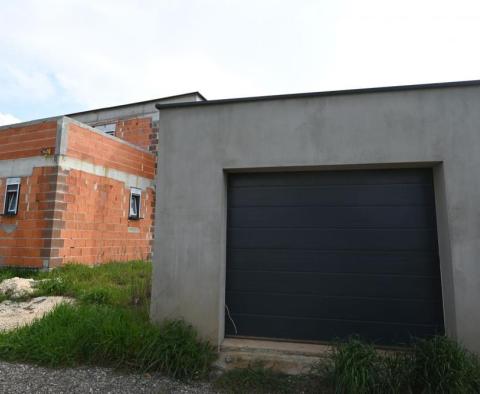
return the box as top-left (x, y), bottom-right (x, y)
top-left (216, 337), bottom-right (480, 394)
top-left (323, 336), bottom-right (480, 394)
top-left (0, 304), bottom-right (215, 379)
top-left (410, 336), bottom-right (480, 393)
top-left (0, 261), bottom-right (216, 380)
top-left (0, 261), bottom-right (152, 311)
top-left (0, 268), bottom-right (39, 282)
top-left (377, 351), bottom-right (413, 393)
top-left (35, 261), bottom-right (152, 311)
top-left (214, 362), bottom-right (326, 394)
top-left (325, 337), bottom-right (380, 393)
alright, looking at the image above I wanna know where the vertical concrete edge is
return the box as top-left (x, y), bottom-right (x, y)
top-left (433, 164), bottom-right (457, 339)
top-left (217, 170), bottom-right (228, 348)
top-left (56, 116), bottom-right (69, 156)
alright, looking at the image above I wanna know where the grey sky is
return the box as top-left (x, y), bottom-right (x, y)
top-left (1, 0), bottom-right (479, 124)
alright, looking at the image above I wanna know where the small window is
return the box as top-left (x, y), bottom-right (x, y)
top-left (129, 188), bottom-right (141, 220)
top-left (3, 178), bottom-right (20, 216)
top-left (95, 123), bottom-right (116, 136)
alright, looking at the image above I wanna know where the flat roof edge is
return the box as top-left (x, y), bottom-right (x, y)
top-left (155, 79), bottom-right (480, 110)
top-left (68, 91), bottom-right (206, 117)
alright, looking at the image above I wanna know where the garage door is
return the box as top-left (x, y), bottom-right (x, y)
top-left (225, 169), bottom-right (444, 345)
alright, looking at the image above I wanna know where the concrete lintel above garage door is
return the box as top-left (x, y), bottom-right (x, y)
top-left (151, 82), bottom-right (480, 353)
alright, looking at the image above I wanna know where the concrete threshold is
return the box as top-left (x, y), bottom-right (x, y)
top-left (215, 338), bottom-right (331, 375)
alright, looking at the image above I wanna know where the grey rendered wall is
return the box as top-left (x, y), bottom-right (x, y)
top-left (151, 85), bottom-right (480, 353)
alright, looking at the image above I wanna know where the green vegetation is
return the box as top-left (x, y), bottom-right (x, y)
top-left (0, 261), bottom-right (152, 310)
top-left (0, 268), bottom-right (39, 282)
top-left (217, 337), bottom-right (480, 394)
top-left (0, 262), bottom-right (216, 380)
top-left (325, 336), bottom-right (480, 394)
top-left (0, 304), bottom-right (214, 379)
top-left (326, 337), bottom-right (381, 393)
top-left (410, 336), bottom-right (480, 393)
top-left (214, 362), bottom-right (325, 394)
top-left (377, 351), bottom-right (413, 393)
top-left (35, 261), bottom-right (152, 311)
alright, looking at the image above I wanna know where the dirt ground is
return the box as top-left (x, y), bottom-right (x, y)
top-left (0, 296), bottom-right (74, 331)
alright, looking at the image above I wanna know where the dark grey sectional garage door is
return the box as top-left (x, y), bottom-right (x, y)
top-left (225, 169), bottom-right (444, 345)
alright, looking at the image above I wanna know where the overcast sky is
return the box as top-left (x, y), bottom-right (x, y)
top-left (1, 0), bottom-right (480, 125)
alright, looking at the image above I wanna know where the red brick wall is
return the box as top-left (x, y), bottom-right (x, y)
top-left (0, 121), bottom-right (56, 160)
top-left (115, 118), bottom-right (153, 151)
top-left (57, 122), bottom-right (156, 265)
top-left (67, 122), bottom-right (155, 179)
top-left (0, 167), bottom-right (61, 268)
top-left (0, 119), bottom-right (156, 268)
top-left (50, 169), bottom-right (154, 266)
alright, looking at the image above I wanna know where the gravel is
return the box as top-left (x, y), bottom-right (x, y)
top-left (0, 361), bottom-right (218, 393)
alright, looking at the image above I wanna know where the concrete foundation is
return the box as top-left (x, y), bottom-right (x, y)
top-left (216, 339), bottom-right (329, 375)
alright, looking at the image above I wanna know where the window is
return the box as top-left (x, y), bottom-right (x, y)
top-left (95, 123), bottom-right (116, 136)
top-left (129, 188), bottom-right (141, 220)
top-left (3, 178), bottom-right (20, 216)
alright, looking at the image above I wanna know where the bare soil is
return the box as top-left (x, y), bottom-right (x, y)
top-left (0, 296), bottom-right (74, 331)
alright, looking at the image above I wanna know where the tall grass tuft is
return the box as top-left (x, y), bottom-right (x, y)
top-left (410, 336), bottom-right (480, 393)
top-left (325, 336), bottom-right (480, 394)
top-left (0, 303), bottom-right (215, 380)
top-left (327, 337), bottom-right (380, 393)
top-left (377, 351), bottom-right (413, 393)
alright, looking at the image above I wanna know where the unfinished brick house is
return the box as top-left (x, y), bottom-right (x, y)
top-left (0, 92), bottom-right (205, 268)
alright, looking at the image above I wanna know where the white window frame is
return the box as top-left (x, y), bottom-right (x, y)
top-left (3, 177), bottom-right (20, 216)
top-left (129, 188), bottom-right (142, 220)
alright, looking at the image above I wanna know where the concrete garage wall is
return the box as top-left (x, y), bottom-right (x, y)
top-left (150, 82), bottom-right (480, 353)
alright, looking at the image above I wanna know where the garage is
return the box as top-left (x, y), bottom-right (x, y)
top-left (225, 168), bottom-right (444, 345)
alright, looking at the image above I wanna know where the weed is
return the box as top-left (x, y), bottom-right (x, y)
top-left (34, 261), bottom-right (152, 309)
top-left (79, 287), bottom-right (113, 304)
top-left (214, 362), bottom-right (323, 394)
top-left (130, 269), bottom-right (151, 308)
top-left (36, 277), bottom-right (68, 295)
top-left (325, 336), bottom-right (480, 394)
top-left (0, 268), bottom-right (38, 282)
top-left (139, 319), bottom-right (216, 379)
top-left (0, 261), bottom-right (216, 380)
top-left (327, 337), bottom-right (380, 393)
top-left (0, 303), bottom-right (215, 380)
top-left (410, 336), bottom-right (480, 393)
top-left (378, 351), bottom-right (413, 393)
